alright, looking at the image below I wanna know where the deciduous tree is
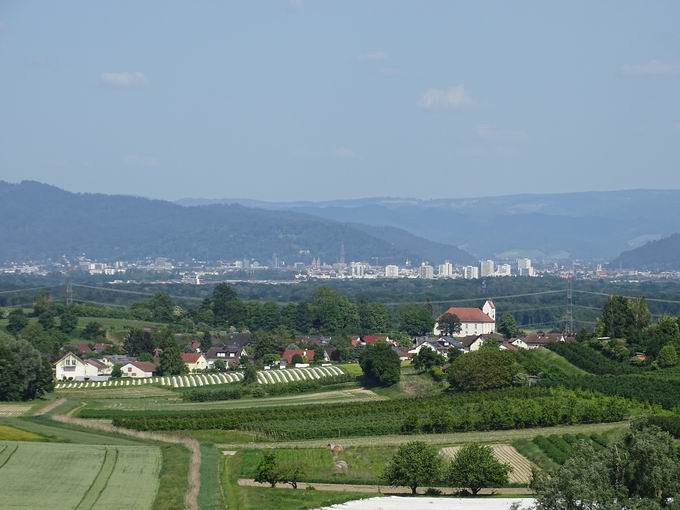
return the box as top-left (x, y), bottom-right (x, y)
top-left (382, 441), bottom-right (442, 494)
top-left (446, 443), bottom-right (510, 495)
top-left (359, 341), bottom-right (401, 386)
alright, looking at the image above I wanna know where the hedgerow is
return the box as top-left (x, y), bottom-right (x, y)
top-left (103, 388), bottom-right (633, 439)
top-left (646, 415), bottom-right (680, 438)
top-left (546, 343), bottom-right (636, 375)
top-left (181, 374), bottom-right (355, 402)
top-left (546, 374), bottom-right (680, 410)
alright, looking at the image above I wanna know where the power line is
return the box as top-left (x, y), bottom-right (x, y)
top-left (573, 290), bottom-right (680, 305)
top-left (71, 284), bottom-right (205, 302)
top-left (0, 286), bottom-right (57, 295)
top-left (380, 289), bottom-right (566, 307)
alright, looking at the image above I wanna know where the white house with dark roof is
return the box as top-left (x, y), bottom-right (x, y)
top-left (53, 352), bottom-right (109, 381)
top-left (121, 361), bottom-right (156, 378)
top-left (433, 300), bottom-right (496, 336)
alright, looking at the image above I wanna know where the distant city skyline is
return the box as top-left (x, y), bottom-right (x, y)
top-left (1, 1), bottom-right (679, 201)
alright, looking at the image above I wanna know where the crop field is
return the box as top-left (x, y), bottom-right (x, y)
top-left (103, 387), bottom-right (632, 440)
top-left (439, 445), bottom-right (533, 484)
top-left (54, 365), bottom-right (345, 390)
top-left (0, 403), bottom-right (33, 417)
top-left (0, 441), bottom-right (161, 510)
top-left (513, 432), bottom-right (615, 472)
top-left (83, 388), bottom-right (383, 412)
top-left (0, 424), bottom-right (45, 441)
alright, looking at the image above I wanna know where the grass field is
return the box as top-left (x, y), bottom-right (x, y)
top-left (81, 388), bottom-right (383, 413)
top-left (222, 450), bottom-right (367, 510)
top-left (3, 417), bottom-right (144, 445)
top-left (152, 445), bottom-right (191, 510)
top-left (0, 441), bottom-right (161, 510)
top-left (439, 445), bottom-right (533, 484)
top-left (0, 403), bottom-right (34, 417)
top-left (0, 423), bottom-right (46, 441)
top-left (528, 348), bottom-right (587, 376)
top-left (217, 422), bottom-right (629, 449)
top-left (371, 366), bottom-right (445, 399)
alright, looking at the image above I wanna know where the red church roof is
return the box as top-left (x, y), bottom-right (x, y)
top-left (439, 307), bottom-right (494, 323)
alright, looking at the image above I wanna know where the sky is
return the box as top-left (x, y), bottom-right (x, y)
top-left (0, 1), bottom-right (679, 201)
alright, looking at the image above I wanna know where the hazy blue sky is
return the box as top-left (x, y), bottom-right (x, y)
top-left (1, 1), bottom-right (679, 201)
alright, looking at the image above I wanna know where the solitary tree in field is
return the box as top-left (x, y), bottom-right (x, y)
top-left (438, 313), bottom-right (462, 336)
top-left (382, 441), bottom-right (442, 494)
top-left (159, 344), bottom-right (187, 376)
top-left (255, 452), bottom-right (282, 488)
top-left (242, 361), bottom-right (258, 385)
top-left (359, 341), bottom-right (401, 386)
top-left (446, 443), bottom-right (510, 495)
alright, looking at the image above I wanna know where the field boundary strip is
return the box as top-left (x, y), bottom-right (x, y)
top-left (75, 447), bottom-right (119, 510)
top-left (54, 365), bottom-right (345, 390)
top-left (0, 444), bottom-right (19, 470)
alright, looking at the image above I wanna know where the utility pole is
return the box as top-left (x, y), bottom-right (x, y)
top-left (565, 268), bottom-right (574, 334)
top-left (65, 275), bottom-right (73, 306)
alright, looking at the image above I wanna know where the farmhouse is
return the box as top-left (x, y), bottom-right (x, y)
top-left (205, 345), bottom-right (247, 369)
top-left (434, 300), bottom-right (496, 336)
top-left (180, 352), bottom-right (208, 372)
top-left (458, 333), bottom-right (504, 353)
top-left (53, 352), bottom-right (108, 381)
top-left (121, 361), bottom-right (156, 378)
top-left (512, 332), bottom-right (571, 350)
top-left (409, 336), bottom-right (462, 356)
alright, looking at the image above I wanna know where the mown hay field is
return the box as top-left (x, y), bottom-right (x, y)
top-left (0, 441), bottom-right (161, 510)
top-left (439, 444), bottom-right (534, 484)
top-left (0, 403), bottom-right (33, 417)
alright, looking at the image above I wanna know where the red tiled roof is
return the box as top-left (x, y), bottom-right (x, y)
top-left (439, 307), bottom-right (494, 323)
top-left (180, 353), bottom-right (204, 363)
top-left (362, 335), bottom-right (388, 345)
top-left (282, 349), bottom-right (315, 363)
top-left (77, 344), bottom-right (92, 353)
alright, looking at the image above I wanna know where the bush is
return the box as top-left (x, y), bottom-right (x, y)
top-left (448, 350), bottom-right (523, 391)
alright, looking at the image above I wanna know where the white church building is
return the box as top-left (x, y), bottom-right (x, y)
top-left (433, 299), bottom-right (496, 337)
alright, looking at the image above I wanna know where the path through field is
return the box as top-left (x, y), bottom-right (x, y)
top-left (439, 444), bottom-right (533, 483)
top-left (217, 421), bottom-right (628, 449)
top-left (237, 479), bottom-right (533, 495)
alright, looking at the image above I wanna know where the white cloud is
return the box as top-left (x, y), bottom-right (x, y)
top-left (621, 60), bottom-right (680, 76)
top-left (418, 85), bottom-right (475, 111)
top-left (334, 146), bottom-right (356, 159)
top-left (356, 51), bottom-right (387, 63)
top-left (101, 71), bottom-right (147, 87)
top-left (476, 125), bottom-right (527, 140)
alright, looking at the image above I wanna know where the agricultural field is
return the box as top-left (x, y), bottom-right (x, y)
top-left (439, 445), bottom-right (533, 484)
top-left (0, 441), bottom-right (161, 510)
top-left (54, 365), bottom-right (345, 390)
top-left (0, 424), bottom-right (45, 441)
top-left (82, 388), bottom-right (383, 412)
top-left (0, 402), bottom-right (34, 417)
top-left (513, 431), bottom-right (619, 472)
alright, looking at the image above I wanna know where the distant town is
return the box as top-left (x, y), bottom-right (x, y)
top-left (2, 254), bottom-right (678, 284)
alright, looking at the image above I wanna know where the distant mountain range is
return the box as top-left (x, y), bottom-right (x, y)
top-left (178, 190), bottom-right (680, 261)
top-left (0, 181), bottom-right (473, 265)
top-left (611, 234), bottom-right (680, 271)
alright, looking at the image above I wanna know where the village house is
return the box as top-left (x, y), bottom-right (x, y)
top-left (511, 332), bottom-right (571, 350)
top-left (434, 300), bottom-right (496, 336)
top-left (458, 333), bottom-right (505, 353)
top-left (351, 335), bottom-right (393, 347)
top-left (204, 345), bottom-right (248, 369)
top-left (53, 352), bottom-right (109, 381)
top-left (180, 352), bottom-right (208, 372)
top-left (120, 361), bottom-right (156, 378)
top-left (409, 336), bottom-right (462, 356)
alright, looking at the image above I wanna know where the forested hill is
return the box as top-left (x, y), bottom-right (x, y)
top-left (612, 234), bottom-right (680, 270)
top-left (0, 181), bottom-right (473, 264)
